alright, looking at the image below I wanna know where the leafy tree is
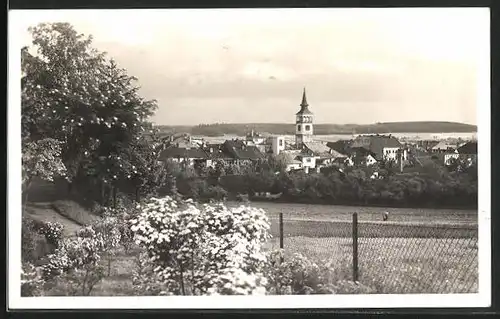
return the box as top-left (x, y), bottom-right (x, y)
top-left (21, 23), bottom-right (158, 196)
top-left (22, 137), bottom-right (67, 204)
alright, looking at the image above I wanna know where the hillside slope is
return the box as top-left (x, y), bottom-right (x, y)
top-left (157, 121), bottom-right (477, 136)
top-left (23, 179), bottom-right (100, 237)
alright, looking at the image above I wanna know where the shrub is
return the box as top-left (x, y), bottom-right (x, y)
top-left (38, 221), bottom-right (64, 248)
top-left (202, 185), bottom-right (228, 202)
top-left (129, 196), bottom-right (271, 295)
top-left (263, 250), bottom-right (376, 295)
top-left (22, 217), bottom-right (59, 263)
top-left (131, 250), bottom-right (170, 296)
top-left (264, 250), bottom-right (322, 295)
top-left (47, 264), bottom-right (106, 296)
top-left (39, 215), bottom-right (125, 295)
top-left (22, 217), bottom-right (47, 263)
top-left (21, 262), bottom-right (45, 296)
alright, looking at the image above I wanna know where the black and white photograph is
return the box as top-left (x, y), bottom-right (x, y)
top-left (8, 7), bottom-right (491, 309)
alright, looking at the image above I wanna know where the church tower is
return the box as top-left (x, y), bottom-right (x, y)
top-left (295, 88), bottom-right (314, 147)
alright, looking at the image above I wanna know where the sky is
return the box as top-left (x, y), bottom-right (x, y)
top-left (12, 8), bottom-right (489, 126)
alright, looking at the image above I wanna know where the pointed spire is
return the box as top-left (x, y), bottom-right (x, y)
top-left (296, 87), bottom-right (313, 115)
top-left (301, 87), bottom-right (308, 107)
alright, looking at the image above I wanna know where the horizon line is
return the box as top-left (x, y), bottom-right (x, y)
top-left (152, 120), bottom-right (478, 127)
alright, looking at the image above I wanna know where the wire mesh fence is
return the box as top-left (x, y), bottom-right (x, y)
top-left (266, 212), bottom-right (478, 294)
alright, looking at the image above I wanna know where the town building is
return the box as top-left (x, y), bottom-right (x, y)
top-left (431, 140), bottom-right (459, 153)
top-left (349, 134), bottom-right (408, 163)
top-left (158, 134), bottom-right (209, 167)
top-left (275, 150), bottom-right (303, 172)
top-left (222, 139), bottom-right (266, 165)
top-left (446, 141), bottom-right (478, 167)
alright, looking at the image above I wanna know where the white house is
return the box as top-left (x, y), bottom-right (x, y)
top-left (444, 150), bottom-right (460, 165)
top-left (270, 136), bottom-right (286, 155)
top-left (276, 151), bottom-right (303, 172)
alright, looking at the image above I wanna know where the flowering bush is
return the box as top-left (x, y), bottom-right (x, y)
top-left (98, 206), bottom-right (136, 252)
top-left (129, 196), bottom-right (271, 295)
top-left (21, 262), bottom-right (45, 296)
top-left (264, 250), bottom-right (322, 294)
top-left (132, 251), bottom-right (169, 296)
top-left (264, 249), bottom-right (376, 295)
top-left (38, 221), bottom-right (64, 248)
top-left (40, 214), bottom-right (125, 295)
top-left (22, 217), bottom-right (51, 263)
top-left (42, 235), bottom-right (103, 280)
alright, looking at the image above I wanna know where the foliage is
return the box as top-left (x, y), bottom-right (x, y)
top-left (264, 250), bottom-right (376, 295)
top-left (132, 251), bottom-right (170, 296)
top-left (22, 217), bottom-right (45, 263)
top-left (22, 217), bottom-right (59, 263)
top-left (37, 221), bottom-right (64, 248)
top-left (207, 160), bottom-right (478, 209)
top-left (39, 214), bottom-right (125, 295)
top-left (21, 263), bottom-right (45, 296)
top-left (22, 22), bottom-right (158, 205)
top-left (22, 138), bottom-right (67, 192)
top-left (51, 264), bottom-right (107, 296)
top-left (129, 196), bottom-right (271, 295)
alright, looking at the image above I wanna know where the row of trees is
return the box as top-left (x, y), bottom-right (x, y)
top-left (169, 156), bottom-right (478, 209)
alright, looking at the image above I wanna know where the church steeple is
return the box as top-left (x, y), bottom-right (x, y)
top-left (301, 87), bottom-right (308, 107)
top-left (295, 87), bottom-right (314, 147)
top-left (296, 87), bottom-right (313, 115)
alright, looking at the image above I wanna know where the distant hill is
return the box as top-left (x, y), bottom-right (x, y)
top-left (155, 121), bottom-right (477, 137)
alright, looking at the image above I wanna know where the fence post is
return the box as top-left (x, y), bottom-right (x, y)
top-left (279, 212), bottom-right (284, 263)
top-left (352, 212), bottom-right (359, 282)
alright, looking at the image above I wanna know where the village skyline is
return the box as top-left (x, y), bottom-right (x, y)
top-left (14, 8), bottom-right (487, 126)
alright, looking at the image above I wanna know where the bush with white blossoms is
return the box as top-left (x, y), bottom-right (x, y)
top-left (21, 262), bottom-right (45, 296)
top-left (263, 249), bottom-right (377, 295)
top-left (42, 234), bottom-right (104, 280)
top-left (37, 221), bottom-right (64, 248)
top-left (41, 216), bottom-right (121, 281)
top-left (99, 206), bottom-right (136, 251)
top-left (129, 196), bottom-right (271, 295)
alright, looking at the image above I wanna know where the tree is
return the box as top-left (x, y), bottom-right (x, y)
top-left (22, 137), bottom-right (67, 204)
top-left (22, 22), bottom-right (158, 200)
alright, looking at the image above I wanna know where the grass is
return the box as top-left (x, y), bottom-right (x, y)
top-left (83, 249), bottom-right (140, 296)
top-left (235, 201), bottom-right (478, 225)
top-left (24, 203), bottom-right (82, 237)
top-left (267, 218), bottom-right (477, 239)
top-left (51, 200), bottom-right (101, 226)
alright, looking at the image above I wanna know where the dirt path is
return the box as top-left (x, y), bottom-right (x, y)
top-left (24, 202), bottom-right (81, 237)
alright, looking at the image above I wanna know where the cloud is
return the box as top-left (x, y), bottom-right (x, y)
top-left (13, 8), bottom-right (486, 125)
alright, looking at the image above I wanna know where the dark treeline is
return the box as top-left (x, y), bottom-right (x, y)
top-left (156, 122), bottom-right (477, 137)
